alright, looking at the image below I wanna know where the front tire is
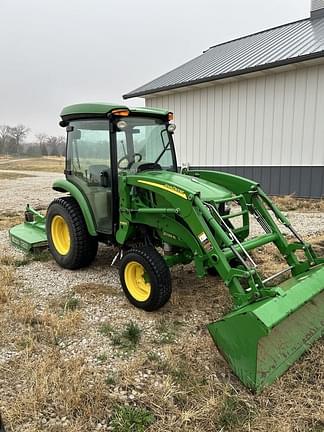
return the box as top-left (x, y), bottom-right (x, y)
top-left (119, 246), bottom-right (172, 311)
top-left (46, 196), bottom-right (98, 270)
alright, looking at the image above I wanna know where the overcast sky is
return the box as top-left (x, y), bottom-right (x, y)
top-left (0, 0), bottom-right (311, 139)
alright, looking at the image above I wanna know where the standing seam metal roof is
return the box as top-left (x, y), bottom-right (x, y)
top-left (123, 16), bottom-right (324, 99)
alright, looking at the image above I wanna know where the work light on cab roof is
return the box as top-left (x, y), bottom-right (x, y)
top-left (9, 101), bottom-right (324, 393)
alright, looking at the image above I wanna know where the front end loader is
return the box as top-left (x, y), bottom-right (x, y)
top-left (9, 102), bottom-right (324, 392)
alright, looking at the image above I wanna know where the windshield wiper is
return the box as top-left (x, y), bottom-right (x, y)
top-left (154, 130), bottom-right (170, 164)
top-left (154, 143), bottom-right (170, 165)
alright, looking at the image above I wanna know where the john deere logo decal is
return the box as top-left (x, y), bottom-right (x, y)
top-left (137, 180), bottom-right (187, 199)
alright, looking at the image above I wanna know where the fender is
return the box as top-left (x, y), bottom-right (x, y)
top-left (52, 179), bottom-right (97, 236)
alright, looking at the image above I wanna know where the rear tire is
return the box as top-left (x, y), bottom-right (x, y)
top-left (119, 246), bottom-right (172, 311)
top-left (46, 196), bottom-right (98, 270)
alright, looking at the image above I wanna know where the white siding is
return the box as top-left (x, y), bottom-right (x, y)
top-left (145, 63), bottom-right (324, 167)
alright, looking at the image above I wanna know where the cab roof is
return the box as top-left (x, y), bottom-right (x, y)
top-left (60, 102), bottom-right (169, 120)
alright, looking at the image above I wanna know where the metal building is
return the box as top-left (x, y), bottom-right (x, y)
top-left (124, 1), bottom-right (324, 197)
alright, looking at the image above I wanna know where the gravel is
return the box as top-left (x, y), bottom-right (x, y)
top-left (250, 210), bottom-right (324, 238)
top-left (0, 169), bottom-right (64, 213)
top-left (15, 248), bottom-right (121, 298)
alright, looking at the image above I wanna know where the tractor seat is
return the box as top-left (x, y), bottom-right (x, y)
top-left (136, 163), bottom-right (162, 173)
top-left (88, 165), bottom-right (111, 187)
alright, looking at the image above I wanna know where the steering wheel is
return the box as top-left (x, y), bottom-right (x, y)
top-left (118, 153), bottom-right (142, 170)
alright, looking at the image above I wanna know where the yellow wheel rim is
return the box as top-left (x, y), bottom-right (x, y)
top-left (124, 261), bottom-right (151, 302)
top-left (51, 215), bottom-right (71, 256)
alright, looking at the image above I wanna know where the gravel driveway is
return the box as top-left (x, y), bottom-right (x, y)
top-left (0, 169), bottom-right (64, 213)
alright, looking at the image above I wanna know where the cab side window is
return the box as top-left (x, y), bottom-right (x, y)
top-left (66, 120), bottom-right (112, 234)
top-left (67, 120), bottom-right (110, 186)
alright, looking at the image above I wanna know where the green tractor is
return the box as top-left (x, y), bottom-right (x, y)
top-left (10, 103), bottom-right (324, 392)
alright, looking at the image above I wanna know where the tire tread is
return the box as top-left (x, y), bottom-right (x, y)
top-left (47, 196), bottom-right (98, 269)
top-left (120, 246), bottom-right (171, 311)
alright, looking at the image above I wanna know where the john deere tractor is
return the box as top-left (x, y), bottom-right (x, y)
top-left (10, 103), bottom-right (324, 392)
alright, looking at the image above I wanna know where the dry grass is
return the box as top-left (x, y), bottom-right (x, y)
top-left (73, 282), bottom-right (122, 299)
top-left (0, 212), bottom-right (24, 229)
top-left (11, 300), bottom-right (84, 351)
top-left (0, 172), bottom-right (33, 180)
top-left (0, 210), bottom-right (48, 231)
top-left (117, 334), bottom-right (324, 432)
top-left (273, 194), bottom-right (324, 212)
top-left (0, 264), bottom-right (95, 431)
top-left (0, 227), bottom-right (323, 430)
top-left (0, 156), bottom-right (64, 173)
top-left (2, 352), bottom-right (113, 430)
top-left (0, 265), bottom-right (15, 304)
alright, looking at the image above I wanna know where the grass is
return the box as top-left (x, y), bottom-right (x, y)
top-left (74, 282), bottom-right (121, 298)
top-left (218, 394), bottom-right (255, 430)
top-left (0, 211), bottom-right (23, 229)
top-left (97, 352), bottom-right (108, 362)
top-left (155, 318), bottom-right (184, 345)
top-left (99, 322), bottom-right (114, 336)
top-left (0, 171), bottom-right (33, 180)
top-left (0, 156), bottom-right (65, 173)
top-left (0, 251), bottom-right (52, 268)
top-left (1, 351), bottom-right (113, 430)
top-left (110, 406), bottom-right (155, 432)
top-left (0, 208), bottom-right (45, 230)
top-left (109, 322), bottom-right (142, 352)
top-left (61, 296), bottom-right (81, 312)
top-left (272, 194), bottom-right (324, 212)
top-left (10, 298), bottom-right (83, 347)
top-left (147, 351), bottom-right (160, 362)
top-left (0, 265), bottom-right (15, 304)
top-left (105, 374), bottom-right (117, 385)
top-left (123, 321), bottom-right (141, 345)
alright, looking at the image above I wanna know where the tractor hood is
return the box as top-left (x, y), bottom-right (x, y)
top-left (130, 170), bottom-right (233, 202)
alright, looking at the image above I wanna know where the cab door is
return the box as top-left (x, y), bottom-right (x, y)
top-left (66, 119), bottom-right (112, 235)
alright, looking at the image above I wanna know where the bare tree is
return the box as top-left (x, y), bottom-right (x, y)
top-left (56, 136), bottom-right (65, 156)
top-left (46, 136), bottom-right (60, 156)
top-left (46, 136), bottom-right (65, 156)
top-left (36, 133), bottom-right (48, 155)
top-left (0, 125), bottom-right (11, 154)
top-left (9, 125), bottom-right (30, 155)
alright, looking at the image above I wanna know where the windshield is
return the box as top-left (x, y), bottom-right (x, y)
top-left (115, 116), bottom-right (176, 172)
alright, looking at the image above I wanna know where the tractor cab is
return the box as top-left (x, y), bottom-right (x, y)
top-left (58, 104), bottom-right (177, 236)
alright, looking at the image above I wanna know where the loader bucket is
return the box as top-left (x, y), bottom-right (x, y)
top-left (208, 265), bottom-right (324, 392)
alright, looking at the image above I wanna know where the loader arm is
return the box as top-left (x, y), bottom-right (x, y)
top-left (116, 170), bottom-right (321, 307)
top-left (185, 169), bottom-right (259, 195)
top-left (116, 169), bottom-right (324, 391)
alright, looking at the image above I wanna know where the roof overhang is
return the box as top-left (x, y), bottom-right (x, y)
top-left (123, 52), bottom-right (324, 99)
top-left (59, 103), bottom-right (170, 126)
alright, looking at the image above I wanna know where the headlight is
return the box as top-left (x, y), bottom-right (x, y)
top-left (167, 123), bottom-right (176, 133)
top-left (117, 120), bottom-right (128, 129)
